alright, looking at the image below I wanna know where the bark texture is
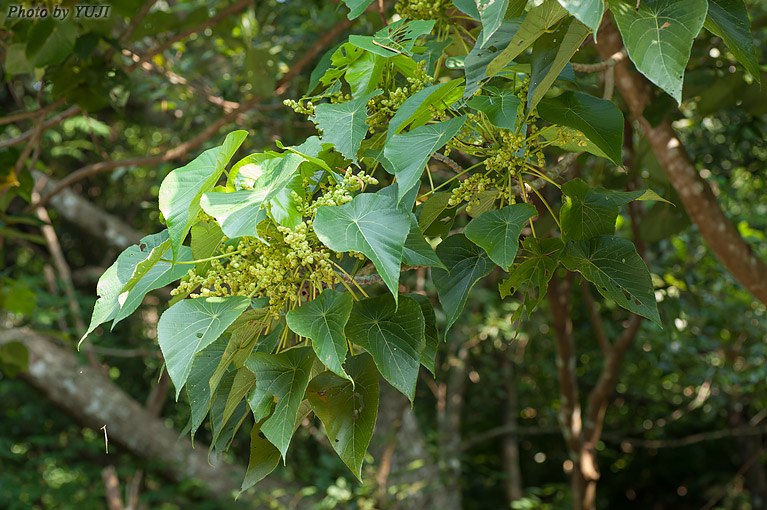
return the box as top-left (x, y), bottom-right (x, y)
top-left (595, 22), bottom-right (767, 305)
top-left (0, 328), bottom-right (296, 502)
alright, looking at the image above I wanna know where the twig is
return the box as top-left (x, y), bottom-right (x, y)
top-left (102, 466), bottom-right (125, 510)
top-left (125, 0), bottom-right (253, 73)
top-left (0, 97), bottom-right (66, 126)
top-left (431, 151), bottom-right (464, 173)
top-left (0, 106), bottom-right (81, 149)
top-left (570, 48), bottom-right (627, 73)
top-left (581, 281), bottom-right (610, 356)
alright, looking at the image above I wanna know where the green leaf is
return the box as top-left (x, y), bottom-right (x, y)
top-left (453, 0), bottom-right (480, 19)
top-left (561, 235), bottom-right (661, 324)
top-left (465, 204), bottom-right (537, 269)
top-left (499, 237), bottom-right (563, 317)
top-left (201, 153), bottom-right (303, 238)
top-left (186, 337), bottom-right (228, 441)
top-left (159, 131), bottom-right (247, 258)
top-left (464, 19), bottom-right (524, 98)
top-left (528, 18), bottom-right (591, 111)
top-left (158, 296), bottom-right (250, 398)
top-left (245, 347), bottom-right (315, 458)
top-left (418, 191), bottom-right (453, 231)
top-left (209, 371), bottom-right (249, 459)
top-left (407, 294), bottom-right (439, 375)
top-left (467, 89), bottom-right (521, 130)
top-left (560, 178), bottom-right (662, 241)
top-left (432, 234), bottom-right (494, 335)
top-left (537, 91), bottom-right (624, 165)
top-left (306, 353), bottom-right (379, 479)
top-left (25, 18), bottom-right (77, 67)
top-left (241, 419), bottom-right (281, 493)
top-left (270, 174), bottom-right (305, 229)
top-left (190, 221), bottom-right (225, 276)
top-left (704, 0), bottom-right (760, 82)
top-left (313, 90), bottom-right (381, 161)
top-left (345, 294), bottom-right (425, 402)
top-left (349, 20), bottom-right (435, 58)
top-left (486, 0), bottom-right (568, 78)
top-left (557, 0), bottom-right (605, 33)
top-left (286, 289), bottom-right (354, 381)
top-left (540, 126), bottom-right (611, 159)
top-left (342, 0), bottom-right (376, 19)
top-left (314, 192), bottom-right (410, 303)
top-left (0, 278), bottom-right (36, 316)
top-left (4, 43), bottom-right (33, 75)
top-left (608, 0), bottom-right (708, 104)
top-left (478, 0), bottom-right (510, 46)
top-left (402, 215), bottom-right (447, 269)
top-left (345, 51), bottom-right (385, 97)
top-left (81, 231), bottom-right (191, 343)
top-left (384, 116), bottom-right (466, 203)
top-left (387, 79), bottom-right (465, 141)
top-left (0, 341), bottom-right (29, 378)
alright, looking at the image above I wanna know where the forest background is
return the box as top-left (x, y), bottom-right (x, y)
top-left (1, 0), bottom-right (767, 509)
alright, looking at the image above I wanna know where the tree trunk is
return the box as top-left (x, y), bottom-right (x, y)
top-left (501, 356), bottom-right (524, 503)
top-left (371, 383), bottom-right (451, 510)
top-left (731, 406), bottom-right (767, 509)
top-left (0, 328), bottom-right (301, 504)
top-left (595, 21), bottom-right (767, 305)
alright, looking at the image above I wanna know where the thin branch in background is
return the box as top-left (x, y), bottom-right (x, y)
top-left (126, 0), bottom-right (253, 73)
top-left (31, 13), bottom-right (356, 210)
top-left (431, 151), bottom-right (464, 173)
top-left (102, 466), bottom-right (125, 510)
top-left (580, 281), bottom-right (611, 356)
top-left (570, 48), bottom-right (627, 73)
top-left (700, 440), bottom-right (767, 510)
top-left (0, 97), bottom-right (66, 126)
top-left (0, 105), bottom-right (81, 149)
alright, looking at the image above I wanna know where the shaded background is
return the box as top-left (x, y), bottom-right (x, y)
top-left (1, 1), bottom-right (767, 509)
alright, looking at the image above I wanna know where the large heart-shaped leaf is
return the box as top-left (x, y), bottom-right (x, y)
top-left (561, 235), bottom-right (660, 324)
top-left (704, 0), bottom-right (760, 82)
top-left (186, 337), bottom-right (228, 441)
top-left (245, 346), bottom-right (315, 458)
top-left (345, 52), bottom-right (385, 97)
top-left (407, 294), bottom-right (439, 375)
top-left (306, 353), bottom-right (379, 479)
top-left (538, 91), bottom-right (624, 165)
top-left (25, 18), bottom-right (76, 67)
top-left (286, 289), bottom-right (354, 381)
top-left (384, 116), bottom-right (466, 204)
top-left (464, 19), bottom-right (524, 98)
top-left (387, 80), bottom-right (465, 141)
top-left (344, 294), bottom-right (425, 402)
top-left (159, 130), bottom-right (247, 258)
top-left (432, 234), bottom-right (494, 335)
top-left (478, 0), bottom-right (510, 45)
top-left (559, 178), bottom-right (663, 241)
top-left (608, 0), bottom-right (708, 104)
top-left (557, 0), bottom-right (605, 33)
top-left (528, 18), bottom-right (591, 111)
top-left (349, 19), bottom-right (435, 57)
top-left (201, 153), bottom-right (303, 238)
top-left (240, 419), bottom-right (281, 493)
top-left (402, 215), bottom-right (446, 269)
top-left (313, 90), bottom-right (381, 161)
top-left (467, 89), bottom-right (521, 130)
top-left (314, 192), bottom-right (410, 303)
top-left (465, 203), bottom-right (537, 269)
top-left (81, 231), bottom-right (192, 343)
top-left (158, 296), bottom-right (250, 398)
top-left (486, 0), bottom-right (568, 78)
top-left (499, 237), bottom-right (563, 318)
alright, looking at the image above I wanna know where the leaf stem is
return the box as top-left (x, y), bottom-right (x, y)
top-left (159, 248), bottom-right (245, 265)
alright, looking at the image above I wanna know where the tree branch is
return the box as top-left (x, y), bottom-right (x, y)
top-left (595, 21), bottom-right (767, 305)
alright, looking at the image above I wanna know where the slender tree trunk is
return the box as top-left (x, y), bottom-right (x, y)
top-left (371, 383), bottom-right (451, 510)
top-left (594, 21), bottom-right (767, 305)
top-left (501, 356), bottom-right (524, 503)
top-left (731, 405), bottom-right (767, 509)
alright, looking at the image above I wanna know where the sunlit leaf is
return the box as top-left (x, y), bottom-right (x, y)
top-left (465, 203), bottom-right (537, 269)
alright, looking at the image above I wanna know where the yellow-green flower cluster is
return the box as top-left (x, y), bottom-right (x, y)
top-left (284, 98), bottom-right (315, 116)
top-left (367, 63), bottom-right (432, 129)
top-left (447, 173), bottom-right (497, 212)
top-left (395, 0), bottom-right (450, 20)
top-left (172, 169), bottom-right (377, 317)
